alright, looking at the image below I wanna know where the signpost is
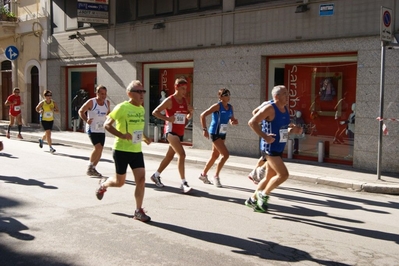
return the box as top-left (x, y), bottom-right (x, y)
top-left (377, 7), bottom-right (393, 180)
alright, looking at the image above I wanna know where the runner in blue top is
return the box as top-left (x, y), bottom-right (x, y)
top-left (199, 88), bottom-right (238, 187)
top-left (245, 85), bottom-right (302, 212)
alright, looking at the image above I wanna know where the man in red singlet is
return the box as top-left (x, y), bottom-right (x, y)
top-left (151, 77), bottom-right (194, 193)
top-left (4, 87), bottom-right (24, 139)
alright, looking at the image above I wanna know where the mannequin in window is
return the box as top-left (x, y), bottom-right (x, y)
top-left (333, 92), bottom-right (349, 144)
top-left (340, 102), bottom-right (355, 158)
top-left (72, 89), bottom-right (89, 130)
top-left (291, 110), bottom-right (305, 154)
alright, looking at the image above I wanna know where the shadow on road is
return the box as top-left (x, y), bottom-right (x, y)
top-left (278, 187), bottom-right (396, 212)
top-left (0, 152), bottom-right (18, 159)
top-left (145, 221), bottom-right (351, 265)
top-left (0, 175), bottom-right (57, 189)
top-left (272, 211), bottom-right (399, 245)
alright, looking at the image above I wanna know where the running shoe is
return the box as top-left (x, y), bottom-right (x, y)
top-left (96, 177), bottom-right (108, 200)
top-left (255, 166), bottom-right (266, 181)
top-left (248, 170), bottom-right (259, 184)
top-left (245, 197), bottom-right (257, 209)
top-left (6, 132), bottom-right (10, 139)
top-left (150, 173), bottom-right (164, 188)
top-left (213, 177), bottom-right (222, 188)
top-left (50, 147), bottom-right (56, 154)
top-left (17, 134), bottom-right (23, 139)
top-left (87, 166), bottom-right (102, 177)
top-left (257, 192), bottom-right (269, 212)
top-left (199, 173), bottom-right (211, 184)
top-left (180, 181), bottom-right (192, 193)
top-left (38, 138), bottom-right (43, 148)
top-left (133, 208), bottom-right (151, 222)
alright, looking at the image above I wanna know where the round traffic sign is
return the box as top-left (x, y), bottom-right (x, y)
top-left (383, 10), bottom-right (391, 27)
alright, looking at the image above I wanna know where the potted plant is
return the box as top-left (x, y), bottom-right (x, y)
top-left (7, 11), bottom-right (17, 22)
top-left (0, 6), bottom-right (9, 21)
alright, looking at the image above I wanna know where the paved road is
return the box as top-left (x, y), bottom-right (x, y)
top-left (1, 139), bottom-right (399, 265)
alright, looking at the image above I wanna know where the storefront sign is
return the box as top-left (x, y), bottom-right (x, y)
top-left (161, 70), bottom-right (168, 92)
top-left (288, 65), bottom-right (300, 117)
top-left (319, 4), bottom-right (334, 16)
top-left (77, 0), bottom-right (109, 24)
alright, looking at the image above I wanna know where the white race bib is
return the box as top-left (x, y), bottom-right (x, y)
top-left (44, 111), bottom-right (53, 119)
top-left (132, 130), bottom-right (143, 143)
top-left (95, 122), bottom-right (104, 130)
top-left (279, 129), bottom-right (288, 143)
top-left (14, 106), bottom-right (21, 111)
top-left (219, 124), bottom-right (227, 134)
top-left (174, 113), bottom-right (186, 125)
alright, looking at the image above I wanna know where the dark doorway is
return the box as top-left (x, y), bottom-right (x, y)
top-left (31, 66), bottom-right (40, 123)
top-left (1, 60), bottom-right (12, 120)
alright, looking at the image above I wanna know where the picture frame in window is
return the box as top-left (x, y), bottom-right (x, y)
top-left (310, 72), bottom-right (342, 117)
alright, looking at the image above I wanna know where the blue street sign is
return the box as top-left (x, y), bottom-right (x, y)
top-left (320, 4), bottom-right (334, 16)
top-left (5, 45), bottom-right (19, 60)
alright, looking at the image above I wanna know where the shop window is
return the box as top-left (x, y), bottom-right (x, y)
top-left (137, 0), bottom-right (155, 18)
top-left (269, 55), bottom-right (357, 164)
top-left (116, 0), bottom-right (136, 23)
top-left (156, 0), bottom-right (173, 15)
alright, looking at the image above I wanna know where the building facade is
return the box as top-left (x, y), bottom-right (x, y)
top-left (2, 0), bottom-right (399, 173)
top-left (0, 0), bottom-right (48, 125)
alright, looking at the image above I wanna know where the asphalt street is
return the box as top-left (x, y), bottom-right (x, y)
top-left (1, 138), bottom-right (399, 265)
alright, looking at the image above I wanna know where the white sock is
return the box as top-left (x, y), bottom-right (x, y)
top-left (154, 171), bottom-right (160, 178)
top-left (181, 179), bottom-right (186, 184)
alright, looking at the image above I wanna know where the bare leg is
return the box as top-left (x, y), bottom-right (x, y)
top-left (212, 139), bottom-right (229, 177)
top-left (166, 134), bottom-right (186, 180)
top-left (252, 162), bottom-right (276, 199)
top-left (202, 143), bottom-right (220, 175)
top-left (263, 156), bottom-right (289, 195)
top-left (45, 130), bottom-right (52, 147)
top-left (91, 143), bottom-right (104, 167)
top-left (132, 167), bottom-right (146, 209)
top-left (156, 145), bottom-right (176, 173)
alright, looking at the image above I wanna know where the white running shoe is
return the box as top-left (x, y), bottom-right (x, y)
top-left (180, 181), bottom-right (192, 193)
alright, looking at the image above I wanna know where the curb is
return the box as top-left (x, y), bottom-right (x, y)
top-left (3, 128), bottom-right (399, 195)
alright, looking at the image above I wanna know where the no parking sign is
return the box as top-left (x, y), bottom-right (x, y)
top-left (381, 6), bottom-right (393, 42)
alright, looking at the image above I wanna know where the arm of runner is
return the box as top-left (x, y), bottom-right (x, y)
top-left (229, 105), bottom-right (238, 125)
top-left (78, 99), bottom-right (93, 124)
top-left (200, 103), bottom-right (219, 139)
top-left (248, 104), bottom-right (276, 144)
top-left (104, 116), bottom-right (132, 140)
top-left (53, 101), bottom-right (60, 114)
top-left (152, 98), bottom-right (174, 123)
top-left (35, 101), bottom-right (44, 113)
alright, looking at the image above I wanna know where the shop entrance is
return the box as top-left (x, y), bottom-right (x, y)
top-left (143, 62), bottom-right (194, 144)
top-left (66, 66), bottom-right (97, 131)
top-left (1, 60), bottom-right (12, 120)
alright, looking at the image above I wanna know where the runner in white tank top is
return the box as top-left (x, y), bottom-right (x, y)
top-left (79, 85), bottom-right (111, 177)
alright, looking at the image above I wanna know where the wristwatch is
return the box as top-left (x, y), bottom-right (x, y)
top-left (202, 127), bottom-right (207, 131)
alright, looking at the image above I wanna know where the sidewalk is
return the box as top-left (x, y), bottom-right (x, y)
top-left (2, 123), bottom-right (399, 195)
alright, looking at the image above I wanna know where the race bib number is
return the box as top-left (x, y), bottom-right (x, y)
top-left (94, 122), bottom-right (104, 130)
top-left (14, 106), bottom-right (21, 112)
top-left (219, 124), bottom-right (227, 134)
top-left (44, 111), bottom-right (53, 119)
top-left (174, 113), bottom-right (186, 125)
top-left (132, 130), bottom-right (143, 143)
top-left (279, 129), bottom-right (288, 143)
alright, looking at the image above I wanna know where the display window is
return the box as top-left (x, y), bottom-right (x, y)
top-left (143, 62), bottom-right (194, 144)
top-left (268, 54), bottom-right (357, 164)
